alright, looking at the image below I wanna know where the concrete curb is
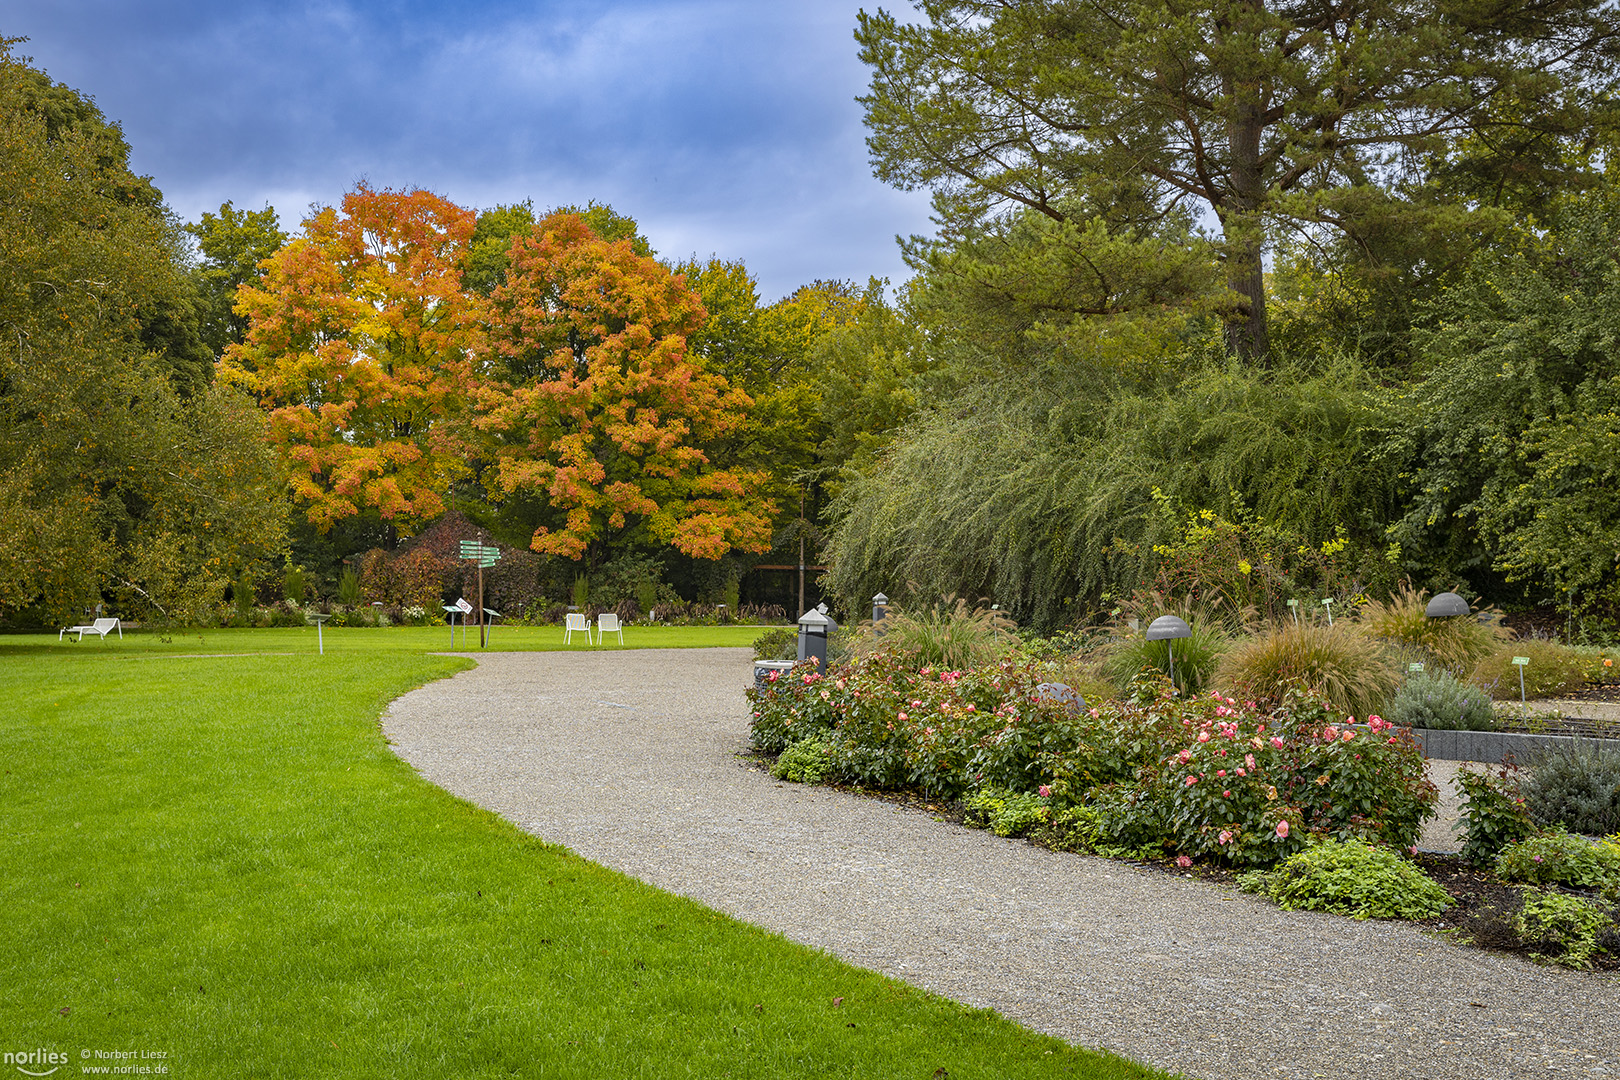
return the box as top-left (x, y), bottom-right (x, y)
top-left (1413, 726), bottom-right (1620, 762)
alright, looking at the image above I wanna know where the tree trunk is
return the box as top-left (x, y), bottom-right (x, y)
top-left (1223, 232), bottom-right (1268, 361)
top-left (1222, 6), bottom-right (1270, 362)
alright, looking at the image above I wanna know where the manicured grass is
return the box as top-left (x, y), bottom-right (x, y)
top-left (0, 652), bottom-right (1171, 1079)
top-left (0, 623), bottom-right (774, 659)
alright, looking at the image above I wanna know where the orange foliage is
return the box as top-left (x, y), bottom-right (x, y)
top-left (475, 211), bottom-right (773, 559)
top-left (221, 186), bottom-right (481, 533)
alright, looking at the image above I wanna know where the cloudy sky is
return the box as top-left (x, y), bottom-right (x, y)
top-left (1, 0), bottom-right (934, 302)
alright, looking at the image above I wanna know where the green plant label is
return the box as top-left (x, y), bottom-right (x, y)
top-left (1409, 662), bottom-right (1424, 673)
top-left (1512, 656), bottom-right (1530, 666)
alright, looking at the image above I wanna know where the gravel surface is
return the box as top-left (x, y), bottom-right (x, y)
top-left (382, 649), bottom-right (1620, 1080)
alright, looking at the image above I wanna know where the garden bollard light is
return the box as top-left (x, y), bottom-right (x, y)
top-left (1146, 615), bottom-right (1192, 692)
top-left (1425, 591), bottom-right (1470, 618)
top-left (797, 606), bottom-right (836, 668)
top-left (872, 593), bottom-right (889, 633)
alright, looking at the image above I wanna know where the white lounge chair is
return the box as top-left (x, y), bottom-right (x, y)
top-left (60, 617), bottom-right (121, 642)
top-left (596, 612), bottom-right (624, 645)
top-left (564, 612), bottom-right (594, 645)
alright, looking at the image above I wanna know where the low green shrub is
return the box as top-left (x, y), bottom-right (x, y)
top-left (753, 627), bottom-right (797, 662)
top-left (1386, 669), bottom-right (1497, 731)
top-left (1102, 618), bottom-right (1229, 696)
top-left (1512, 888), bottom-right (1616, 968)
top-left (336, 567), bottom-right (362, 607)
top-left (1522, 743), bottom-right (1620, 836)
top-left (1454, 767), bottom-right (1537, 867)
top-left (1215, 621), bottom-right (1398, 721)
top-left (1473, 640), bottom-right (1588, 700)
top-left (1357, 583), bottom-right (1507, 669)
top-left (1238, 840), bottom-right (1452, 920)
top-left (1030, 804), bottom-right (1104, 853)
top-left (771, 738), bottom-right (837, 784)
top-left (962, 788), bottom-right (1050, 837)
top-left (1495, 832), bottom-right (1620, 889)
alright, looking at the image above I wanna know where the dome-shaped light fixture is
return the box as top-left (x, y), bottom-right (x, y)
top-left (1146, 615), bottom-right (1193, 691)
top-left (1425, 592), bottom-right (1470, 619)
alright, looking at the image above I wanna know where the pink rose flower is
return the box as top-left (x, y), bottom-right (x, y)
top-left (1323, 726), bottom-right (1339, 740)
top-left (1235, 767), bottom-right (1246, 777)
top-left (1342, 730), bottom-right (1354, 743)
top-left (1216, 769), bottom-right (1226, 778)
top-left (1270, 736), bottom-right (1285, 749)
top-left (897, 712), bottom-right (908, 721)
top-left (1218, 830), bottom-right (1233, 845)
top-left (1185, 775), bottom-right (1198, 786)
top-left (1276, 820), bottom-right (1290, 839)
top-left (1038, 785), bottom-right (1051, 798)
top-left (1222, 789), bottom-right (1232, 798)
top-left (1176, 855), bottom-right (1192, 869)
top-left (1178, 748), bottom-right (1192, 764)
top-left (1245, 753), bottom-right (1257, 770)
top-left (1197, 731), bottom-right (1211, 743)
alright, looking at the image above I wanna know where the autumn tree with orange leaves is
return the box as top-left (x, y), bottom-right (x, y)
top-left (476, 211), bottom-right (774, 561)
top-left (222, 186), bottom-right (481, 535)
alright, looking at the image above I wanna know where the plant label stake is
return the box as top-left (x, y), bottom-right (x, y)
top-left (1286, 598), bottom-right (1298, 625)
top-left (1513, 656), bottom-right (1530, 704)
top-left (1409, 662), bottom-right (1424, 674)
top-left (1321, 598), bottom-right (1334, 626)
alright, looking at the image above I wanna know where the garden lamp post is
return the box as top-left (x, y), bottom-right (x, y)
top-left (1425, 591), bottom-right (1470, 618)
top-left (872, 593), bottom-right (889, 632)
top-left (1146, 615), bottom-right (1192, 692)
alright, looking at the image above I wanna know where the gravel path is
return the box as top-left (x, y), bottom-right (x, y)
top-left (382, 649), bottom-right (1620, 1080)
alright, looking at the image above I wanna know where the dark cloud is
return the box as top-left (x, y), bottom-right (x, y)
top-left (0, 0), bottom-right (932, 300)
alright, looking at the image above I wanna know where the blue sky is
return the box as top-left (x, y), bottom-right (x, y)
top-left (1, 0), bottom-right (933, 302)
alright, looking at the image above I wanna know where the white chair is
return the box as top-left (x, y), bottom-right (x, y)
top-left (59, 617), bottom-right (121, 642)
top-left (564, 612), bottom-right (594, 645)
top-left (596, 612), bottom-right (624, 645)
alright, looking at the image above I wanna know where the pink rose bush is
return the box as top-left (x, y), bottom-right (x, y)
top-left (748, 662), bottom-right (1436, 867)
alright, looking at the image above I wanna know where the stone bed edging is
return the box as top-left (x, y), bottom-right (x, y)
top-left (1412, 725), bottom-right (1620, 762)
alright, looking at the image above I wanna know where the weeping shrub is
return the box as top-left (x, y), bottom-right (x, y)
top-left (1215, 621), bottom-right (1399, 720)
top-left (822, 360), bottom-right (1398, 632)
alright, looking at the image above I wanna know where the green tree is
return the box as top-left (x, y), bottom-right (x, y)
top-left (856, 1), bottom-right (1620, 359)
top-left (0, 40), bottom-right (286, 625)
top-left (1385, 188), bottom-right (1620, 607)
top-left (185, 201), bottom-right (288, 356)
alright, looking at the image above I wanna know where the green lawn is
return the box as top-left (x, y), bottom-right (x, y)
top-left (0, 649), bottom-right (1172, 1079)
top-left (0, 622), bottom-right (773, 659)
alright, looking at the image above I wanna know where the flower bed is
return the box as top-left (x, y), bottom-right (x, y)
top-left (747, 655), bottom-right (1436, 866)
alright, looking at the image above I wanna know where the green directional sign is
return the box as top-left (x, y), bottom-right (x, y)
top-left (457, 541), bottom-right (502, 649)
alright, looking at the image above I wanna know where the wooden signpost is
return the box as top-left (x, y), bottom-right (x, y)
top-left (458, 541), bottom-right (502, 648)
